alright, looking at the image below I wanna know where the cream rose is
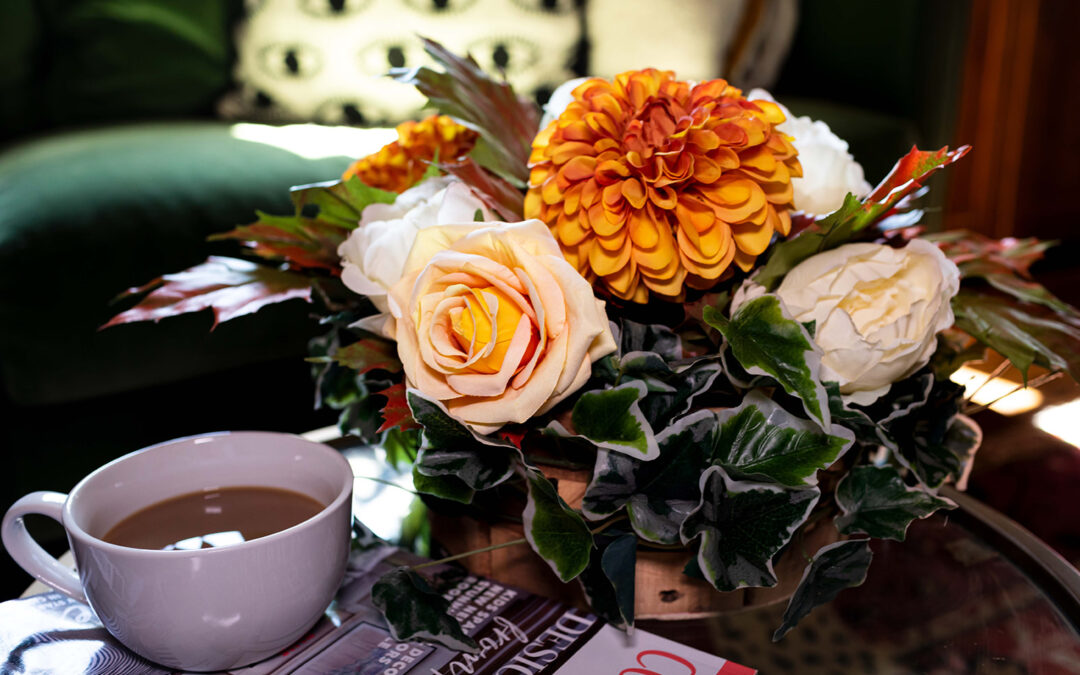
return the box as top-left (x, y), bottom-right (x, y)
top-left (387, 219), bottom-right (616, 433)
top-left (748, 89), bottom-right (872, 216)
top-left (775, 240), bottom-right (960, 405)
top-left (337, 176), bottom-right (491, 312)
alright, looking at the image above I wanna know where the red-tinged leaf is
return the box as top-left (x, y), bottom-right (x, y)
top-left (377, 383), bottom-right (421, 433)
top-left (211, 214), bottom-right (346, 271)
top-left (210, 178), bottom-right (397, 271)
top-left (925, 230), bottom-right (1055, 278)
top-left (103, 256), bottom-right (311, 329)
top-left (393, 37), bottom-right (539, 185)
top-left (440, 157), bottom-right (525, 220)
top-left (498, 427), bottom-right (526, 449)
top-left (857, 145), bottom-right (970, 227)
top-left (333, 338), bottom-right (403, 374)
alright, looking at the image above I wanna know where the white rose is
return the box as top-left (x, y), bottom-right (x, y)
top-left (337, 176), bottom-right (492, 312)
top-left (775, 240), bottom-right (960, 405)
top-left (748, 89), bottom-right (872, 216)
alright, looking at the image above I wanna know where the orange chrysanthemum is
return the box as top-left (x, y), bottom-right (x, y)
top-left (524, 70), bottom-right (801, 303)
top-left (343, 114), bottom-right (478, 193)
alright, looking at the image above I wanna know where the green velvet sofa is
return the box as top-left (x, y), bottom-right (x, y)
top-left (0, 0), bottom-right (969, 597)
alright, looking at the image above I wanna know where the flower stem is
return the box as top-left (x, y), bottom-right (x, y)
top-left (411, 538), bottom-right (528, 571)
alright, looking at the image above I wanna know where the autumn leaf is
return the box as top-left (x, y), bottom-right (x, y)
top-left (332, 338), bottom-right (403, 375)
top-left (376, 383), bottom-right (420, 433)
top-left (103, 256), bottom-right (311, 329)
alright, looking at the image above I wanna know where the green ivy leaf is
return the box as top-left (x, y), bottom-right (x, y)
top-left (713, 390), bottom-right (853, 487)
top-left (522, 469), bottom-right (594, 582)
top-left (372, 568), bottom-right (478, 652)
top-left (773, 540), bottom-right (873, 641)
top-left (583, 411), bottom-right (717, 544)
top-left (616, 320), bottom-right (683, 361)
top-left (556, 381), bottom-right (659, 460)
top-left (836, 466), bottom-right (955, 540)
top-left (825, 381), bottom-right (880, 445)
top-left (704, 295), bottom-right (830, 429)
top-left (877, 379), bottom-right (973, 489)
top-left (411, 467), bottom-right (475, 504)
top-left (680, 466), bottom-right (820, 592)
top-left (578, 531), bottom-right (637, 630)
top-left (408, 391), bottom-right (518, 492)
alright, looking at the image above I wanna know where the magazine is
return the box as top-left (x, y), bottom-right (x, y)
top-left (0, 547), bottom-right (756, 674)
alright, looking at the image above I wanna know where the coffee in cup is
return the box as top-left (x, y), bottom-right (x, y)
top-left (1, 431), bottom-right (353, 672)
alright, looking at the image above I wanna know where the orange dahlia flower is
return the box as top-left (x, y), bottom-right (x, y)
top-left (343, 115), bottom-right (478, 193)
top-left (524, 70), bottom-right (801, 303)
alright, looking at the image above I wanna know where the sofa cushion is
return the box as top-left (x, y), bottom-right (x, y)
top-left (0, 121), bottom-right (392, 405)
top-left (37, 0), bottom-right (239, 127)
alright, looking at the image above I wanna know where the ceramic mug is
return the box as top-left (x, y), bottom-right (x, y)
top-left (1, 431), bottom-right (353, 672)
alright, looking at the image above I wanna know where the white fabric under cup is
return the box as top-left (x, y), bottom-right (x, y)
top-left (1, 431), bottom-right (353, 672)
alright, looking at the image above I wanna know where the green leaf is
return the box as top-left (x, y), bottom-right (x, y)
top-left (952, 288), bottom-right (1080, 383)
top-left (412, 467), bottom-right (475, 504)
top-left (522, 469), bottom-right (594, 582)
top-left (104, 256), bottom-right (311, 328)
top-left (578, 531), bottom-right (637, 630)
top-left (754, 194), bottom-right (864, 290)
top-left (713, 390), bottom-right (853, 487)
top-left (825, 381), bottom-right (881, 445)
top-left (371, 568), bottom-right (478, 652)
top-left (878, 379), bottom-right (972, 489)
top-left (393, 37), bottom-right (539, 185)
top-left (772, 540), bottom-right (873, 641)
top-left (705, 295), bottom-right (830, 429)
top-left (209, 177), bottom-right (396, 271)
top-left (755, 145), bottom-right (970, 290)
top-left (290, 177), bottom-right (396, 229)
top-left (560, 381), bottom-right (659, 460)
top-left (616, 320), bottom-right (683, 361)
top-left (408, 391), bottom-right (519, 492)
top-left (681, 466), bottom-right (820, 592)
top-left (835, 465), bottom-right (956, 540)
top-left (332, 338), bottom-right (403, 374)
top-left (583, 411), bottom-right (716, 544)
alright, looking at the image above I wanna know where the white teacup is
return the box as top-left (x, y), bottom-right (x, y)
top-left (1, 431), bottom-right (353, 672)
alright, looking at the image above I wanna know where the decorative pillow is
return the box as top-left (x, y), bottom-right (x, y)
top-left (584, 0), bottom-right (796, 88)
top-left (220, 0), bottom-right (584, 125)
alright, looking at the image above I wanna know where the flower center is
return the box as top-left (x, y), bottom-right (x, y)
top-left (448, 285), bottom-right (539, 375)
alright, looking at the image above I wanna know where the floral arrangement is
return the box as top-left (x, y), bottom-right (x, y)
top-left (107, 40), bottom-right (1080, 648)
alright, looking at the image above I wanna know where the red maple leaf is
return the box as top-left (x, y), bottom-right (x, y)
top-left (376, 383), bottom-right (420, 433)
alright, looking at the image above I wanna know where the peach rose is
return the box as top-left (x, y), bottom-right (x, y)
top-left (387, 220), bottom-right (616, 433)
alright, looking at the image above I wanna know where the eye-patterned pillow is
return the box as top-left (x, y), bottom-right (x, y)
top-left (219, 0), bottom-right (584, 125)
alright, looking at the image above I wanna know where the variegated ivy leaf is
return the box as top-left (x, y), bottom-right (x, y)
top-left (582, 411), bottom-right (718, 544)
top-left (704, 294), bottom-right (831, 430)
top-left (680, 466), bottom-right (820, 592)
top-left (411, 467), bottom-right (475, 504)
top-left (522, 469), bottom-right (594, 582)
top-left (548, 381), bottom-right (660, 460)
top-left (773, 539), bottom-right (873, 641)
top-left (616, 319), bottom-right (683, 361)
top-left (578, 530), bottom-right (636, 631)
top-left (712, 390), bottom-right (853, 487)
top-left (835, 465), bottom-right (956, 541)
top-left (372, 568), bottom-right (478, 652)
top-left (407, 391), bottom-right (518, 492)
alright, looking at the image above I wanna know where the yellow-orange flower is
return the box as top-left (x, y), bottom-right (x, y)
top-left (343, 115), bottom-right (478, 193)
top-left (524, 70), bottom-right (801, 303)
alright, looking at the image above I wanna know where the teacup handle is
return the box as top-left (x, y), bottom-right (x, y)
top-left (2, 491), bottom-right (87, 603)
